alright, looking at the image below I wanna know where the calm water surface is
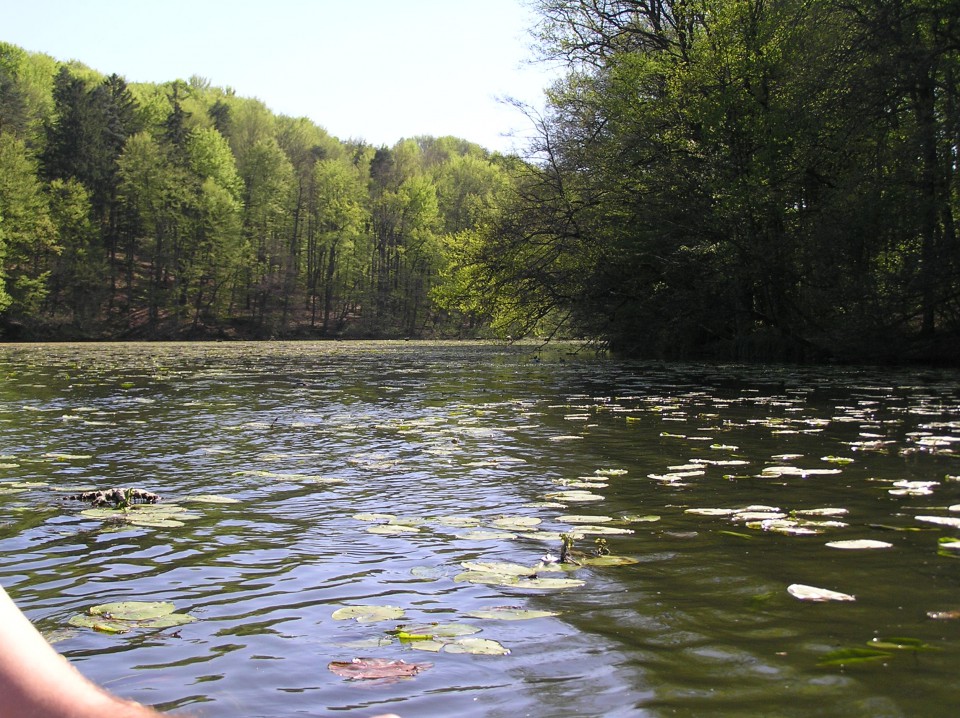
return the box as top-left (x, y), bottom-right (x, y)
top-left (1, 341), bottom-right (959, 717)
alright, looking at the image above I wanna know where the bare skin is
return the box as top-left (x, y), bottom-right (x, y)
top-left (0, 586), bottom-right (400, 718)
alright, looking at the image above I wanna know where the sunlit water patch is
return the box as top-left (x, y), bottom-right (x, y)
top-left (1, 342), bottom-right (959, 717)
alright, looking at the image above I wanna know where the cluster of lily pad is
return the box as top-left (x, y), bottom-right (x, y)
top-left (326, 466), bottom-right (649, 675)
top-left (67, 601), bottom-right (197, 634)
top-left (74, 493), bottom-right (239, 529)
top-left (328, 599), bottom-right (563, 661)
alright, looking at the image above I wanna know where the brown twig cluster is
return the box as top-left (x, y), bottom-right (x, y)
top-left (68, 488), bottom-right (161, 507)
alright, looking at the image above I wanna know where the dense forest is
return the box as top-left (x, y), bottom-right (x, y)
top-left (2, 0), bottom-right (960, 364)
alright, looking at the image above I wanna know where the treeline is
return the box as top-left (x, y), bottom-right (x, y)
top-left (3, 0), bottom-right (960, 364)
top-left (454, 0), bottom-right (960, 363)
top-left (0, 42), bottom-right (517, 340)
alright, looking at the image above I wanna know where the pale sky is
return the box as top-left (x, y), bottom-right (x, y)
top-left (2, 0), bottom-right (560, 154)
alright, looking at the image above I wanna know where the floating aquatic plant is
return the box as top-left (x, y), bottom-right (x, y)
top-left (68, 601), bottom-right (196, 633)
top-left (787, 584), bottom-right (855, 602)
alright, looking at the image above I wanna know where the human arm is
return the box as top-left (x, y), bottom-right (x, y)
top-left (0, 585), bottom-right (165, 718)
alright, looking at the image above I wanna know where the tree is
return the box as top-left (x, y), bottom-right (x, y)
top-left (183, 127), bottom-right (246, 329)
top-left (115, 130), bottom-right (192, 331)
top-left (0, 133), bottom-right (57, 323)
top-left (307, 157), bottom-right (368, 332)
top-left (46, 177), bottom-right (104, 326)
top-left (236, 136), bottom-right (295, 332)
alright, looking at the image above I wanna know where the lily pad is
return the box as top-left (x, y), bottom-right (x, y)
top-left (555, 514), bottom-right (615, 524)
top-left (441, 638), bottom-right (510, 655)
top-left (331, 605), bottom-right (405, 623)
top-left (825, 539), bottom-right (893, 550)
top-left (544, 490), bottom-right (605, 502)
top-left (89, 601), bottom-right (175, 620)
top-left (458, 530), bottom-right (518, 541)
top-left (620, 514), bottom-right (661, 523)
top-left (570, 525), bottom-right (633, 535)
top-left (460, 561), bottom-right (536, 577)
top-left (392, 623), bottom-right (481, 640)
top-left (578, 554), bottom-right (640, 566)
top-left (435, 516), bottom-right (483, 528)
top-left (127, 517), bottom-right (186, 528)
top-left (491, 516), bottom-right (542, 530)
top-left (183, 495), bottom-right (240, 504)
top-left (367, 524), bottom-right (420, 535)
top-left (512, 577), bottom-right (586, 590)
top-left (787, 584), bottom-right (856, 602)
top-left (916, 515), bottom-right (960, 529)
top-left (408, 640), bottom-right (446, 652)
top-left (868, 636), bottom-right (937, 651)
top-left (818, 647), bottom-right (891, 667)
top-left (454, 571), bottom-right (519, 586)
top-left (68, 601), bottom-right (196, 632)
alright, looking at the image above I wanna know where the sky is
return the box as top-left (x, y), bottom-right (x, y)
top-left (3, 0), bottom-right (561, 154)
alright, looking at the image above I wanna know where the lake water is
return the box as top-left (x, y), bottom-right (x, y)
top-left (1, 341), bottom-right (959, 717)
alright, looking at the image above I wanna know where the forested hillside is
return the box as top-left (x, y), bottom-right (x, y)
top-left (457, 0), bottom-right (960, 364)
top-left (2, 0), bottom-right (960, 363)
top-left (0, 43), bottom-right (517, 341)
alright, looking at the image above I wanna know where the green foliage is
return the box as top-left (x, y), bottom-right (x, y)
top-left (450, 0), bottom-right (960, 361)
top-left (0, 132), bottom-right (57, 319)
top-left (4, 12), bottom-right (957, 360)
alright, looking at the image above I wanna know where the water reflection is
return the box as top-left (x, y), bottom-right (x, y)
top-left (1, 342), bottom-right (959, 717)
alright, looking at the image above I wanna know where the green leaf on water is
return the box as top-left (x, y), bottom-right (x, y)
top-left (620, 514), bottom-right (661, 523)
top-left (68, 601), bottom-right (196, 633)
top-left (408, 640), bottom-right (446, 652)
top-left (555, 514), bottom-right (614, 524)
top-left (787, 583), bottom-right (855, 602)
top-left (458, 530), bottom-right (519, 541)
top-left (67, 616), bottom-right (129, 633)
top-left (331, 605), bottom-right (405, 623)
top-left (367, 524), bottom-right (420, 535)
top-left (454, 571), bottom-right (520, 586)
top-left (569, 524), bottom-right (634, 535)
top-left (577, 554), bottom-right (640, 566)
top-left (821, 456), bottom-right (855, 464)
top-left (183, 495), bottom-right (240, 504)
top-left (389, 516), bottom-right (426, 526)
top-left (352, 513), bottom-right (395, 522)
top-left (441, 638), bottom-right (510, 655)
top-left (127, 517), bottom-right (186, 528)
top-left (460, 561), bottom-right (536, 577)
top-left (391, 623), bottom-right (481, 640)
top-left (434, 516), bottom-right (483, 528)
top-left (544, 490), bottom-right (605, 502)
top-left (512, 577), bottom-right (586, 590)
top-left (491, 516), bottom-right (542, 531)
top-left (868, 636), bottom-right (938, 651)
top-left (916, 515), bottom-right (960, 529)
top-left (825, 539), bottom-right (893, 550)
top-left (80, 508), bottom-right (121, 519)
top-left (90, 601), bottom-right (176, 620)
top-left (818, 647), bottom-right (891, 667)
top-left (717, 530), bottom-right (755, 540)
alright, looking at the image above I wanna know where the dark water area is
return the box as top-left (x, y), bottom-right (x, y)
top-left (1, 341), bottom-right (959, 717)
